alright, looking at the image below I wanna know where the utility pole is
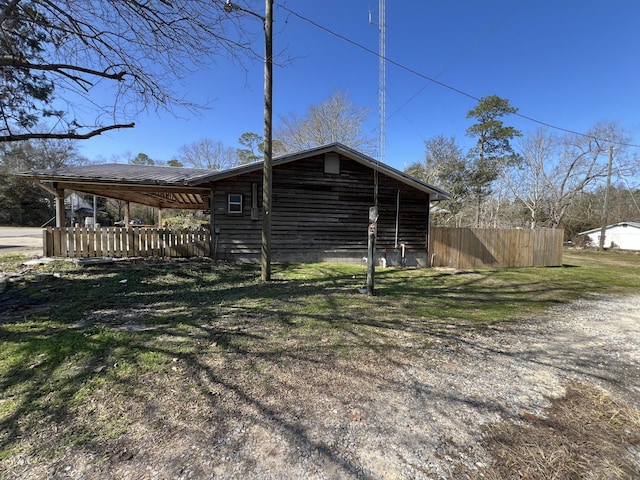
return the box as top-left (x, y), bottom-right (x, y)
top-left (262, 0), bottom-right (273, 281)
top-left (366, 0), bottom-right (385, 295)
top-left (373, 0), bottom-right (386, 165)
top-left (224, 0), bottom-right (273, 281)
top-left (598, 145), bottom-right (614, 251)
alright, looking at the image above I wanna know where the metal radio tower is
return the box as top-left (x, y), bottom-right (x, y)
top-left (369, 0), bottom-right (386, 164)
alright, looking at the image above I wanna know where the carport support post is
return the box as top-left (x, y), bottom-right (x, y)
top-left (55, 185), bottom-right (65, 227)
top-left (93, 195), bottom-right (97, 226)
top-left (209, 188), bottom-right (215, 257)
top-left (366, 206), bottom-right (378, 295)
top-left (125, 202), bottom-right (131, 227)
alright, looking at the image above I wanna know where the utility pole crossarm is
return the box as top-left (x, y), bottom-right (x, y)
top-left (224, 0), bottom-right (265, 21)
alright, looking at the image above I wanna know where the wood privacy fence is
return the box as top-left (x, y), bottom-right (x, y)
top-left (428, 227), bottom-right (564, 268)
top-left (44, 227), bottom-right (213, 258)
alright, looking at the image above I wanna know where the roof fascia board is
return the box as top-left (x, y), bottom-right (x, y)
top-left (31, 180), bottom-right (210, 194)
top-left (579, 222), bottom-right (640, 235)
top-left (17, 171), bottom-right (201, 188)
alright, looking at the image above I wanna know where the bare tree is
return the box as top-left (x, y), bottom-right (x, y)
top-left (506, 129), bottom-right (556, 228)
top-left (562, 185), bottom-right (640, 240)
top-left (405, 135), bottom-right (470, 226)
top-left (276, 90), bottom-right (376, 154)
top-left (508, 122), bottom-right (636, 229)
top-left (178, 138), bottom-right (237, 170)
top-left (0, 0), bottom-right (253, 143)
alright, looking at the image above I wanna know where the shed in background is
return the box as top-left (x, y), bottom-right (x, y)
top-left (579, 222), bottom-right (640, 251)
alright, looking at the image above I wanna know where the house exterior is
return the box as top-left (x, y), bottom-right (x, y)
top-left (579, 222), bottom-right (640, 251)
top-left (201, 144), bottom-right (449, 266)
top-left (19, 143), bottom-right (450, 266)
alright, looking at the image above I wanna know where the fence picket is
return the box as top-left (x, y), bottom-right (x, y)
top-left (43, 227), bottom-right (213, 259)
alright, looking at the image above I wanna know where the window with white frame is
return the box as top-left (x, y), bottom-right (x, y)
top-left (228, 194), bottom-right (243, 214)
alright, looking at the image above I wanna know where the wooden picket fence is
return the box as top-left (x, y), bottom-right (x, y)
top-left (43, 226), bottom-right (563, 267)
top-left (44, 227), bottom-right (213, 258)
top-left (428, 227), bottom-right (564, 268)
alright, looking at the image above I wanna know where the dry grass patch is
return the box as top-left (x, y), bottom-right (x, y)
top-left (479, 381), bottom-right (640, 479)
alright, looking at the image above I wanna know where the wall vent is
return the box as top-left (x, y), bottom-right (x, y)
top-left (324, 153), bottom-right (340, 174)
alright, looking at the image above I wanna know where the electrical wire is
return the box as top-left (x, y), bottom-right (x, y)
top-left (384, 0), bottom-right (528, 127)
top-left (618, 171), bottom-right (640, 214)
top-left (275, 3), bottom-right (640, 150)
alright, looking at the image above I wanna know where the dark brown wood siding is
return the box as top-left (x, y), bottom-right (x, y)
top-left (206, 153), bottom-right (431, 265)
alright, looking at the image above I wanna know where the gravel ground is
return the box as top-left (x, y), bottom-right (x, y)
top-left (4, 293), bottom-right (640, 479)
top-left (175, 293), bottom-right (640, 479)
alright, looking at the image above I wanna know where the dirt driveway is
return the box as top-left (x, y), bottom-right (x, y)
top-left (0, 227), bottom-right (43, 256)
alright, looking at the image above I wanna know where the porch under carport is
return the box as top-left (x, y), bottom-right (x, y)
top-left (18, 163), bottom-right (216, 229)
top-left (19, 163), bottom-right (221, 259)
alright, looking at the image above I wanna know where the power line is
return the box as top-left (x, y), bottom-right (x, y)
top-left (385, 0), bottom-right (528, 125)
top-left (618, 171), bottom-right (640, 214)
top-left (276, 3), bottom-right (640, 150)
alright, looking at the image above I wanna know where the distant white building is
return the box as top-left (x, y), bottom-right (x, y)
top-left (64, 192), bottom-right (95, 226)
top-left (579, 222), bottom-right (640, 251)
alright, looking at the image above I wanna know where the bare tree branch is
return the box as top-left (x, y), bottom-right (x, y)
top-left (0, 56), bottom-right (126, 80)
top-left (0, 0), bottom-right (21, 25)
top-left (0, 123), bottom-right (135, 142)
top-left (0, 0), bottom-right (257, 143)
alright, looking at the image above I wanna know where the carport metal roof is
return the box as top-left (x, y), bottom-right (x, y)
top-left (19, 163), bottom-right (216, 210)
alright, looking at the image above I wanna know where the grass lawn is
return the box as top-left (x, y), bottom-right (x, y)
top-left (1, 249), bottom-right (639, 477)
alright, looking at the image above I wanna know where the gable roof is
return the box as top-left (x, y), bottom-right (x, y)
top-left (17, 143), bottom-right (450, 209)
top-left (579, 222), bottom-right (640, 235)
top-left (186, 143), bottom-right (451, 200)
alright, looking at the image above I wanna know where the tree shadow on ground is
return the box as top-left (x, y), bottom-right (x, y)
top-left (1, 259), bottom-right (635, 478)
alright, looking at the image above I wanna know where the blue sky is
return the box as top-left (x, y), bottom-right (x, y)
top-left (78, 1), bottom-right (640, 171)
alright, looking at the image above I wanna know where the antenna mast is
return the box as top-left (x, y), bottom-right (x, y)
top-left (369, 1), bottom-right (386, 163)
top-left (369, 0), bottom-right (386, 207)
top-left (378, 0), bottom-right (386, 165)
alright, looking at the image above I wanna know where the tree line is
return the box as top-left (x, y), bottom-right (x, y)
top-left (2, 91), bottom-right (639, 239)
top-left (407, 97), bottom-right (639, 240)
top-left (1, 0), bottom-right (638, 237)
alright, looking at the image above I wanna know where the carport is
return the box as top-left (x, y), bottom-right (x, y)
top-left (18, 163), bottom-right (224, 259)
top-left (19, 163), bottom-right (216, 227)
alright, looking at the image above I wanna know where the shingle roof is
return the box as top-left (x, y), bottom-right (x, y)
top-left (17, 143), bottom-right (451, 208)
top-left (187, 143), bottom-right (451, 200)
